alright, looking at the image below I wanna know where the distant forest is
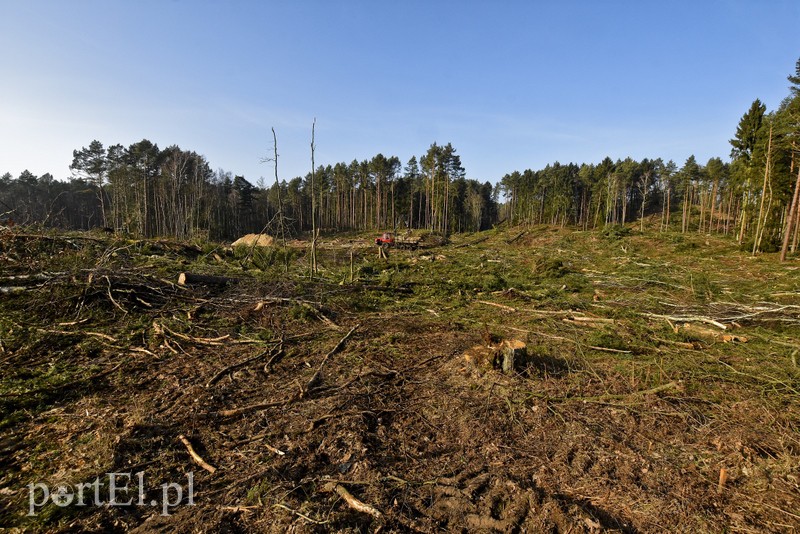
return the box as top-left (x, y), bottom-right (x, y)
top-left (2, 60), bottom-right (800, 259)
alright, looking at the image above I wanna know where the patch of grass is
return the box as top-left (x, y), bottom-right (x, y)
top-left (585, 328), bottom-right (630, 352)
top-left (601, 225), bottom-right (632, 240)
top-left (533, 257), bottom-right (572, 278)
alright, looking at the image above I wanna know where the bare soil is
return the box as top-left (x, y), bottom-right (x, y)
top-left (1, 226), bottom-right (799, 532)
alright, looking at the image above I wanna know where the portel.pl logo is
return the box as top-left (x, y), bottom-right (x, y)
top-left (27, 472), bottom-right (194, 517)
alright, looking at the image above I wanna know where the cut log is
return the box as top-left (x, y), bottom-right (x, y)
top-left (231, 233), bottom-right (274, 247)
top-left (680, 323), bottom-right (726, 342)
top-left (506, 230), bottom-right (527, 244)
top-left (177, 272), bottom-right (239, 286)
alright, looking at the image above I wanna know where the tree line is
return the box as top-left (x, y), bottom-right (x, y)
top-left (2, 59), bottom-right (799, 259)
top-left (498, 58), bottom-right (800, 259)
top-left (1, 140), bottom-right (497, 241)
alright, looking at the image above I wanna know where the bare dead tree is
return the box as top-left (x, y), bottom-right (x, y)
top-left (310, 118), bottom-right (318, 276)
top-left (260, 128), bottom-right (291, 271)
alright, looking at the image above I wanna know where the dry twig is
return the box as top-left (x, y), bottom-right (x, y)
top-left (178, 434), bottom-right (217, 474)
top-left (304, 324), bottom-right (360, 395)
top-left (476, 300), bottom-right (516, 312)
top-left (206, 343), bottom-right (282, 387)
top-left (323, 483), bottom-right (383, 520)
top-left (216, 399), bottom-right (291, 418)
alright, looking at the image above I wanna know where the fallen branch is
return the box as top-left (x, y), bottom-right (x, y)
top-left (222, 505), bottom-right (259, 513)
top-left (38, 328), bottom-right (118, 343)
top-left (454, 235), bottom-right (490, 248)
top-left (653, 338), bottom-right (698, 350)
top-left (230, 432), bottom-right (286, 454)
top-left (527, 381), bottom-right (679, 404)
top-left (177, 272), bottom-right (239, 286)
top-left (304, 410), bottom-right (380, 433)
top-left (304, 324), bottom-right (360, 395)
top-left (104, 275), bottom-right (127, 314)
top-left (644, 313), bottom-right (727, 330)
top-left (129, 347), bottom-right (158, 357)
top-left (324, 483), bottom-right (383, 520)
top-left (358, 284), bottom-right (413, 294)
top-left (604, 381), bottom-right (679, 399)
top-left (85, 331), bottom-right (118, 342)
top-left (1, 286), bottom-right (31, 294)
top-left (587, 345), bottom-right (632, 354)
top-left (506, 230), bottom-right (527, 244)
top-left (564, 316), bottom-right (615, 324)
top-left (328, 370), bottom-right (397, 393)
top-left (206, 343), bottom-right (282, 387)
top-left (178, 434), bottom-right (217, 474)
top-left (154, 322), bottom-right (230, 346)
top-left (253, 298), bottom-right (339, 328)
top-left (476, 300), bottom-right (516, 313)
top-left (272, 503), bottom-right (328, 525)
top-left (253, 297), bottom-right (322, 309)
top-left (216, 399), bottom-right (291, 418)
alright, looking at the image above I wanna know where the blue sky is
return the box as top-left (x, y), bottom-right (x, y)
top-left (1, 1), bottom-right (799, 185)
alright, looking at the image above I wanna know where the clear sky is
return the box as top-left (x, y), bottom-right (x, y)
top-left (1, 1), bottom-right (799, 185)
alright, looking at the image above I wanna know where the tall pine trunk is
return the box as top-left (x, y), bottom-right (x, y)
top-left (780, 165), bottom-right (800, 261)
top-left (752, 125), bottom-right (773, 255)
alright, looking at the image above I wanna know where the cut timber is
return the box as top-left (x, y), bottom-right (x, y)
top-left (644, 312), bottom-right (727, 330)
top-left (177, 272), bottom-right (239, 286)
top-left (231, 233), bottom-right (274, 247)
top-left (477, 300), bottom-right (516, 313)
top-left (681, 323), bottom-right (746, 343)
top-left (506, 230), bottom-right (527, 244)
top-left (722, 334), bottom-right (748, 343)
top-left (564, 316), bottom-right (615, 324)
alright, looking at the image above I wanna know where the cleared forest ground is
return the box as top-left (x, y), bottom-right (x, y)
top-left (1, 225), bottom-right (799, 533)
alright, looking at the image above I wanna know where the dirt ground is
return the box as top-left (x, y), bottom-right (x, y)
top-left (1, 226), bottom-right (799, 532)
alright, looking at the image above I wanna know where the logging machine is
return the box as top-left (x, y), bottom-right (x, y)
top-left (374, 232), bottom-right (419, 250)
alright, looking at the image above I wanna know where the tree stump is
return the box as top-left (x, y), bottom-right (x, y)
top-left (463, 339), bottom-right (528, 375)
top-left (500, 339), bottom-right (527, 374)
